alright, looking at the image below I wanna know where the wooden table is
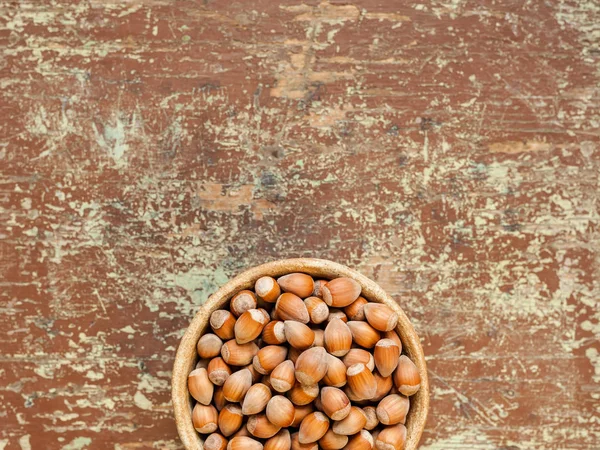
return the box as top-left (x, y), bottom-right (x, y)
top-left (1, 1), bottom-right (598, 449)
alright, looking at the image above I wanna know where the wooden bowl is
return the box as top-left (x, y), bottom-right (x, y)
top-left (172, 258), bottom-right (429, 449)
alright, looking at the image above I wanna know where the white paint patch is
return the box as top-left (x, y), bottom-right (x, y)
top-left (138, 373), bottom-right (169, 393)
top-left (420, 430), bottom-right (496, 449)
top-left (85, 370), bottom-right (104, 381)
top-left (34, 365), bottom-right (54, 379)
top-left (133, 391), bottom-right (153, 410)
top-left (101, 398), bottom-right (116, 410)
top-left (92, 118), bottom-right (129, 167)
top-left (23, 227), bottom-right (38, 237)
top-left (172, 265), bottom-right (229, 309)
top-left (585, 347), bottom-right (600, 384)
top-left (18, 435), bottom-right (31, 450)
top-left (0, 439), bottom-right (8, 450)
top-left (61, 437), bottom-right (92, 450)
top-left (56, 412), bottom-right (79, 422)
top-left (550, 194), bottom-right (573, 211)
top-left (461, 97), bottom-right (477, 107)
top-left (485, 161), bottom-right (523, 193)
top-left (117, 5), bottom-right (143, 18)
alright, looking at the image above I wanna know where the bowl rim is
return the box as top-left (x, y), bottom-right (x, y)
top-left (172, 258), bottom-right (429, 449)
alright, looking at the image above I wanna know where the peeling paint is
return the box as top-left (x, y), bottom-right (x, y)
top-left (61, 437), bottom-right (92, 450)
top-left (133, 392), bottom-right (153, 411)
top-left (1, 0), bottom-right (598, 449)
top-left (18, 436), bottom-right (31, 450)
top-left (489, 140), bottom-right (552, 154)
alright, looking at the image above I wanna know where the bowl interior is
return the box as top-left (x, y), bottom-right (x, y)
top-left (172, 258), bottom-right (429, 449)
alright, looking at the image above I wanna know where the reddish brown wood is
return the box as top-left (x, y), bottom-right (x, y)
top-left (1, 1), bottom-right (598, 449)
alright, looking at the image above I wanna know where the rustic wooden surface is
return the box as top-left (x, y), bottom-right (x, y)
top-left (1, 1), bottom-right (599, 449)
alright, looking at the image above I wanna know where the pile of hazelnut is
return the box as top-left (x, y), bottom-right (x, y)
top-left (189, 273), bottom-right (421, 450)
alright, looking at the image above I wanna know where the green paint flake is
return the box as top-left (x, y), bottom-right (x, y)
top-left (174, 265), bottom-right (229, 305)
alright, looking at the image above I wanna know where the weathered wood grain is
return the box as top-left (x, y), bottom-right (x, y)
top-left (0, 1), bottom-right (598, 449)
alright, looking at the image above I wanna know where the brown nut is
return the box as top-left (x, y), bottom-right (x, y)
top-left (298, 412), bottom-right (330, 444)
top-left (230, 290), bottom-right (258, 317)
top-left (270, 360), bottom-right (296, 393)
top-left (327, 309), bottom-right (348, 323)
top-left (221, 340), bottom-right (259, 366)
top-left (294, 347), bottom-right (328, 385)
top-left (197, 333), bottom-right (224, 359)
top-left (374, 339), bottom-right (400, 377)
top-left (347, 363), bottom-right (377, 400)
top-left (262, 321), bottom-right (287, 345)
top-left (346, 321), bottom-right (381, 348)
top-left (211, 310), bottom-right (237, 340)
top-left (247, 414), bottom-right (281, 439)
top-left (345, 430), bottom-right (373, 450)
top-left (375, 424), bottom-right (406, 450)
top-left (291, 432), bottom-right (317, 450)
top-left (393, 355), bottom-right (421, 396)
top-left (322, 278), bottom-right (361, 307)
top-left (343, 349), bottom-right (375, 372)
top-left (235, 309), bottom-right (269, 344)
top-left (253, 345), bottom-right (288, 375)
top-left (227, 436), bottom-right (263, 450)
top-left (304, 296), bottom-right (329, 324)
top-left (382, 330), bottom-right (402, 350)
top-left (363, 303), bottom-right (398, 332)
top-left (255, 276), bottom-right (281, 303)
top-left (193, 403), bottom-right (219, 434)
top-left (218, 404), bottom-right (243, 437)
top-left (264, 429), bottom-right (291, 450)
top-left (320, 387), bottom-right (351, 421)
top-left (288, 381), bottom-right (319, 406)
top-left (277, 273), bottom-right (315, 298)
top-left (266, 395), bottom-right (295, 428)
top-left (214, 386), bottom-right (228, 411)
top-left (304, 297), bottom-right (329, 324)
top-left (188, 367), bottom-right (214, 405)
top-left (312, 279), bottom-right (329, 298)
top-left (344, 297), bottom-right (368, 321)
top-left (242, 383), bottom-right (272, 415)
top-left (376, 394), bottom-right (410, 425)
top-left (208, 357), bottom-right (232, 386)
top-left (284, 321), bottom-right (315, 350)
top-left (318, 428), bottom-right (348, 450)
top-left (331, 406), bottom-right (367, 435)
top-left (322, 354), bottom-right (347, 388)
top-left (205, 433), bottom-right (228, 450)
top-left (324, 318), bottom-right (352, 357)
top-left (222, 368), bottom-right (253, 402)
top-left (275, 293), bottom-right (310, 324)
top-left (363, 406), bottom-right (379, 430)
